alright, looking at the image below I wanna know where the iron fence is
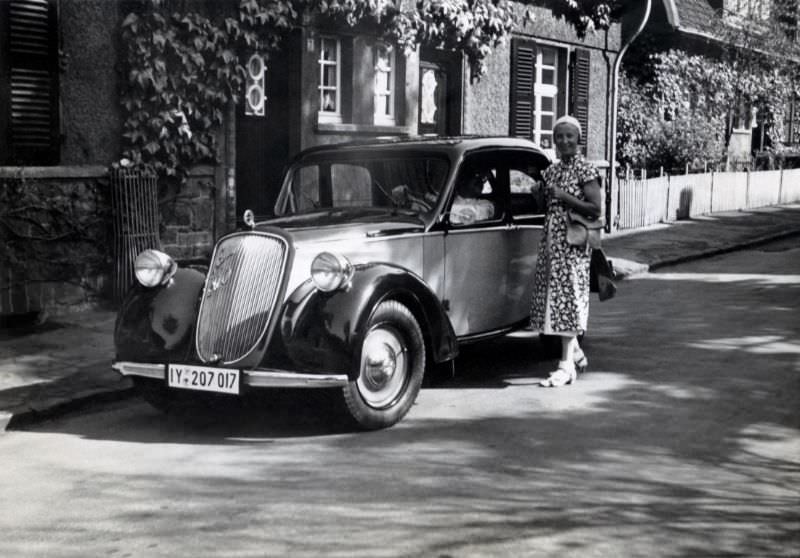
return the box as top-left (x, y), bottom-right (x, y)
top-left (110, 168), bottom-right (160, 303)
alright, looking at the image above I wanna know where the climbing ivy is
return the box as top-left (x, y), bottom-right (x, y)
top-left (119, 0), bottom-right (618, 179)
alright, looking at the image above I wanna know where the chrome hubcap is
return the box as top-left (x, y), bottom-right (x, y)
top-left (357, 326), bottom-right (407, 408)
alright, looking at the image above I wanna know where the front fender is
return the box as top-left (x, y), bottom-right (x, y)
top-left (114, 267), bottom-right (206, 362)
top-left (277, 263), bottom-right (458, 378)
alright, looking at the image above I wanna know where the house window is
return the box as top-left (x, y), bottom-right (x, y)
top-left (785, 95), bottom-right (800, 145)
top-left (374, 43), bottom-right (395, 125)
top-left (533, 46), bottom-right (559, 150)
top-left (318, 37), bottom-right (342, 123)
top-left (510, 39), bottom-right (583, 156)
top-left (0, 0), bottom-right (60, 165)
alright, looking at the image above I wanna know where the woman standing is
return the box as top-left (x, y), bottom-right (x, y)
top-left (530, 115), bottom-right (603, 387)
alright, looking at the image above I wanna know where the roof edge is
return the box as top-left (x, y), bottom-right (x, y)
top-left (661, 0), bottom-right (681, 28)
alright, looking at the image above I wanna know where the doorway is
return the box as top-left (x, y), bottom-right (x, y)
top-left (235, 52), bottom-right (290, 218)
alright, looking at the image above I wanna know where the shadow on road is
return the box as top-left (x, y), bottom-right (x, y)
top-left (6, 245), bottom-right (800, 556)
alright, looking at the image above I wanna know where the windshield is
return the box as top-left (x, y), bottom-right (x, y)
top-left (277, 152), bottom-right (450, 217)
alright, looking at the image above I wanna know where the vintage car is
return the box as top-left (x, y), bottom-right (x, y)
top-left (112, 136), bottom-right (550, 429)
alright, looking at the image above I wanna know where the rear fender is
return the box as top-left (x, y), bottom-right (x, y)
top-left (278, 263), bottom-right (458, 378)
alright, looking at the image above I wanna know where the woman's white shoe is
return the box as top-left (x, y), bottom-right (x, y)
top-left (539, 361), bottom-right (577, 387)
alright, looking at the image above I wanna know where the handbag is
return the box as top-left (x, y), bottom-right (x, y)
top-left (566, 210), bottom-right (604, 250)
top-left (590, 248), bottom-right (617, 301)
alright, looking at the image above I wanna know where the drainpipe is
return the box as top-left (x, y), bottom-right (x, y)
top-left (608, 0), bottom-right (652, 230)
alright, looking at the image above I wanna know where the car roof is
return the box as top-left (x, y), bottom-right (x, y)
top-left (291, 135), bottom-right (549, 162)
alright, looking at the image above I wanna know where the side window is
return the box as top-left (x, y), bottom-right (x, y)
top-left (449, 159), bottom-right (503, 226)
top-left (291, 166), bottom-right (320, 212)
top-left (509, 154), bottom-right (547, 217)
top-left (0, 0), bottom-right (60, 165)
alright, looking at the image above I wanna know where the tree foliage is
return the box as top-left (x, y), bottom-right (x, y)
top-left (618, 0), bottom-right (800, 171)
top-left (119, 0), bottom-right (618, 179)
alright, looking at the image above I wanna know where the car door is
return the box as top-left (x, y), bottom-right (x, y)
top-left (443, 149), bottom-right (548, 338)
top-left (504, 149), bottom-right (548, 326)
top-left (443, 152), bottom-right (514, 337)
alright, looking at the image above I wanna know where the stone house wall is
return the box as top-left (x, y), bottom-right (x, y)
top-left (0, 167), bottom-right (111, 317)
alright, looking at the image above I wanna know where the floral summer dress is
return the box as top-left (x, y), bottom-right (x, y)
top-left (530, 155), bottom-right (600, 335)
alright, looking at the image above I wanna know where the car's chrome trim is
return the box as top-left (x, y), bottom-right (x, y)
top-left (196, 231), bottom-right (290, 366)
top-left (446, 225), bottom-right (508, 234)
top-left (112, 361), bottom-right (348, 388)
top-left (457, 319), bottom-right (528, 344)
top-left (112, 361), bottom-right (164, 379)
top-left (245, 370), bottom-right (349, 388)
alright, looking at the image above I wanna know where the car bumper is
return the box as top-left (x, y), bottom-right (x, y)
top-left (112, 361), bottom-right (349, 388)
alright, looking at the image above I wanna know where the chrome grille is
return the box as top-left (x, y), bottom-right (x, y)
top-left (196, 233), bottom-right (288, 364)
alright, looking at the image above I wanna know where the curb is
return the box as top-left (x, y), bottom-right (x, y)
top-left (2, 383), bottom-right (134, 432)
top-left (610, 228), bottom-right (800, 280)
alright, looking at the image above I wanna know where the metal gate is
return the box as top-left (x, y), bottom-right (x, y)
top-left (110, 168), bottom-right (160, 303)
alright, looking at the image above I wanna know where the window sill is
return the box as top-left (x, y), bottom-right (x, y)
top-left (316, 122), bottom-right (412, 135)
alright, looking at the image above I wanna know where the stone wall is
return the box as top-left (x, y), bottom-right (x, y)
top-left (0, 165), bottom-right (220, 318)
top-left (158, 166), bottom-right (218, 263)
top-left (0, 167), bottom-right (112, 317)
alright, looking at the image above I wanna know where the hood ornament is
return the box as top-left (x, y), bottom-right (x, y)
top-left (243, 209), bottom-right (256, 230)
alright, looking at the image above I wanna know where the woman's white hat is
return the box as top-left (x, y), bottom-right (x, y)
top-left (553, 115), bottom-right (582, 141)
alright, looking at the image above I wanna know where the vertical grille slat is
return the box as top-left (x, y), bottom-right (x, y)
top-left (196, 233), bottom-right (288, 364)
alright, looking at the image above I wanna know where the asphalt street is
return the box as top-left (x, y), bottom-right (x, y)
top-left (0, 236), bottom-right (797, 557)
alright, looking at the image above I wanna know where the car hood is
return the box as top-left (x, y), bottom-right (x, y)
top-left (257, 208), bottom-right (426, 243)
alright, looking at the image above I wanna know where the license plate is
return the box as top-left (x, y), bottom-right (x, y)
top-left (167, 364), bottom-right (240, 395)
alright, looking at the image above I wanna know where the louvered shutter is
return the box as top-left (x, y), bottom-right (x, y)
top-left (510, 38), bottom-right (536, 138)
top-left (569, 48), bottom-right (590, 154)
top-left (1, 0), bottom-right (60, 165)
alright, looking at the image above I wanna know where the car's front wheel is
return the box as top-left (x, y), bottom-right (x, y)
top-left (342, 300), bottom-right (425, 430)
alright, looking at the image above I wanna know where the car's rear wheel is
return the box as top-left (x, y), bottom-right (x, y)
top-left (342, 300), bottom-right (425, 430)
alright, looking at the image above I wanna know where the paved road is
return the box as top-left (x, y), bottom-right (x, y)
top-left (1, 237), bottom-right (798, 558)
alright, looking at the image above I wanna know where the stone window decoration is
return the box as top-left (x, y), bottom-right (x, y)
top-left (374, 43), bottom-right (395, 125)
top-left (0, 0), bottom-right (60, 165)
top-left (318, 36), bottom-right (342, 123)
top-left (244, 54), bottom-right (266, 117)
top-left (420, 68), bottom-right (439, 127)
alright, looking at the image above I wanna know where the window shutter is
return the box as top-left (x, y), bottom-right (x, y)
top-left (1, 0), bottom-right (60, 165)
top-left (569, 48), bottom-right (590, 153)
top-left (510, 38), bottom-right (536, 138)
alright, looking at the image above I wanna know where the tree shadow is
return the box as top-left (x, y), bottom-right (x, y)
top-left (6, 249), bottom-right (799, 556)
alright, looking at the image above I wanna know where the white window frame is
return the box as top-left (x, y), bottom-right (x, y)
top-left (318, 36), bottom-right (342, 123)
top-left (532, 45), bottom-right (560, 154)
top-left (374, 43), bottom-right (396, 125)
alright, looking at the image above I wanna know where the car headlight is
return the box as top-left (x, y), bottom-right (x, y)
top-left (134, 249), bottom-right (178, 287)
top-left (310, 252), bottom-right (353, 292)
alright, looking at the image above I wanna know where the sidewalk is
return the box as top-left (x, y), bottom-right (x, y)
top-left (2, 203), bottom-right (799, 431)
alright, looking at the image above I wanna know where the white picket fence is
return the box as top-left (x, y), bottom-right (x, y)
top-left (616, 168), bottom-right (800, 230)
